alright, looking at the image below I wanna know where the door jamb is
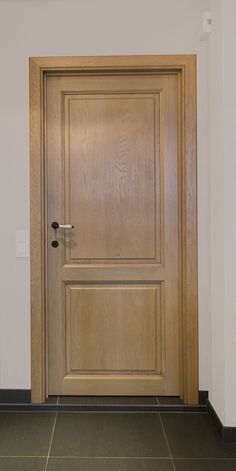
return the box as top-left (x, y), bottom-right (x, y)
top-left (29, 55), bottom-right (198, 404)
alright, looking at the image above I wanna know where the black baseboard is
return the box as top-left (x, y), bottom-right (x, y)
top-left (198, 390), bottom-right (209, 405)
top-left (207, 400), bottom-right (236, 443)
top-left (0, 389), bottom-right (208, 405)
top-left (0, 389), bottom-right (31, 403)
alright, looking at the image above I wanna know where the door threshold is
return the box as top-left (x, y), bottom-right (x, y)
top-left (0, 395), bottom-right (206, 413)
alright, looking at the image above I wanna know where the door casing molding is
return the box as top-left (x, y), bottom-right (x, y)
top-left (29, 55), bottom-right (198, 403)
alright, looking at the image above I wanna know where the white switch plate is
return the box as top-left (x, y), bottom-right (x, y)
top-left (16, 230), bottom-right (29, 258)
top-left (200, 11), bottom-right (212, 41)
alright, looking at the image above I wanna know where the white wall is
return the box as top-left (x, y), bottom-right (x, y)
top-left (0, 0), bottom-right (211, 397)
top-left (209, 0), bottom-right (236, 427)
top-left (222, 0), bottom-right (236, 428)
top-left (209, 0), bottom-right (225, 425)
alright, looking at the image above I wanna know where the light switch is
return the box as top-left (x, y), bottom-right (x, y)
top-left (200, 11), bottom-right (212, 41)
top-left (16, 230), bottom-right (29, 258)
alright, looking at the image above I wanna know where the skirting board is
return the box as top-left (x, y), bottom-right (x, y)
top-left (0, 389), bottom-right (208, 405)
top-left (0, 389), bottom-right (31, 403)
top-left (198, 390), bottom-right (208, 405)
top-left (207, 400), bottom-right (236, 443)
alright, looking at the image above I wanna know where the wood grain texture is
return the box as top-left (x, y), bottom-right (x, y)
top-left (47, 73), bottom-right (179, 396)
top-left (29, 58), bottom-right (45, 403)
top-left (66, 95), bottom-right (157, 261)
top-left (63, 375), bottom-right (167, 396)
top-left (46, 76), bottom-right (66, 395)
top-left (30, 55), bottom-right (198, 404)
top-left (29, 54), bottom-right (196, 71)
top-left (61, 264), bottom-right (165, 281)
top-left (181, 56), bottom-right (198, 403)
top-left (67, 284), bottom-right (160, 374)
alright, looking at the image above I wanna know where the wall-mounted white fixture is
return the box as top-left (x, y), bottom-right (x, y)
top-left (200, 11), bottom-right (212, 41)
top-left (16, 230), bottom-right (29, 258)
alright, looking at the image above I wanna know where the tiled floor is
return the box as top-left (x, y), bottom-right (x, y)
top-left (1, 399), bottom-right (236, 470)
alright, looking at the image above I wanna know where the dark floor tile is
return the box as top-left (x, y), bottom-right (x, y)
top-left (59, 396), bottom-right (158, 406)
top-left (50, 412), bottom-right (169, 458)
top-left (174, 459), bottom-right (236, 471)
top-left (158, 397), bottom-right (184, 405)
top-left (0, 412), bottom-right (55, 456)
top-left (47, 457), bottom-right (174, 470)
top-left (161, 413), bottom-right (236, 459)
top-left (0, 457), bottom-right (46, 470)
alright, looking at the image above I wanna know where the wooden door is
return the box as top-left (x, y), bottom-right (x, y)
top-left (46, 72), bottom-right (179, 395)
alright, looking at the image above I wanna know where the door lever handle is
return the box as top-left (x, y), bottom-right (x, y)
top-left (51, 222), bottom-right (74, 229)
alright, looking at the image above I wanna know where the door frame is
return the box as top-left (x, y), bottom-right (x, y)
top-left (29, 55), bottom-right (198, 404)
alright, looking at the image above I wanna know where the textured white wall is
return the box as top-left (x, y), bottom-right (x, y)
top-left (222, 0), bottom-right (236, 427)
top-left (208, 0), bottom-right (236, 427)
top-left (0, 0), bottom-right (211, 395)
top-left (209, 0), bottom-right (225, 424)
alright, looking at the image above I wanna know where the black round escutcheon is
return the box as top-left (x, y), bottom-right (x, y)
top-left (51, 221), bottom-right (59, 229)
top-left (51, 240), bottom-right (59, 248)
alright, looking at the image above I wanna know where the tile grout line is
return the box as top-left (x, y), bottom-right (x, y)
top-left (159, 413), bottom-right (176, 471)
top-left (44, 396), bottom-right (59, 471)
